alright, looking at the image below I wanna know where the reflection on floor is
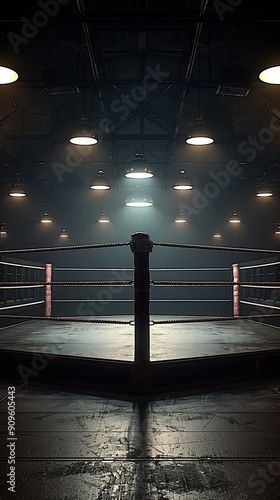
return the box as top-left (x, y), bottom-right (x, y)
top-left (0, 316), bottom-right (279, 361)
top-left (1, 377), bottom-right (280, 499)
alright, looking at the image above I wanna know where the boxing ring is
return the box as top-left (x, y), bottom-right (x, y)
top-left (0, 233), bottom-right (280, 395)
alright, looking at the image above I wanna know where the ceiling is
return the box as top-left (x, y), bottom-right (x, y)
top-left (1, 0), bottom-right (280, 248)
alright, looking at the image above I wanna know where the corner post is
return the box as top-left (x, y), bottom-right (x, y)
top-left (232, 263), bottom-right (240, 317)
top-left (130, 232), bottom-right (153, 394)
top-left (44, 263), bottom-right (52, 317)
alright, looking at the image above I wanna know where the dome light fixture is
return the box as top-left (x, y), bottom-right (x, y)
top-left (175, 211), bottom-right (187, 223)
top-left (59, 229), bottom-right (68, 238)
top-left (185, 115), bottom-right (214, 146)
top-left (255, 183), bottom-right (273, 197)
top-left (98, 211), bottom-right (110, 223)
top-left (41, 211), bottom-right (53, 223)
top-left (259, 65), bottom-right (280, 85)
top-left (125, 152), bottom-right (153, 179)
top-left (125, 191), bottom-right (153, 207)
top-left (8, 180), bottom-right (26, 197)
top-left (89, 170), bottom-right (111, 190)
top-left (213, 229), bottom-right (222, 238)
top-left (229, 211), bottom-right (241, 223)
top-left (0, 223), bottom-right (7, 235)
top-left (0, 66), bottom-right (18, 84)
top-left (0, 39), bottom-right (19, 84)
top-left (69, 115), bottom-right (98, 146)
top-left (275, 224), bottom-right (280, 235)
top-left (173, 170), bottom-right (194, 190)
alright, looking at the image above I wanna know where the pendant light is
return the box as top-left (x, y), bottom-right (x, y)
top-left (98, 212), bottom-right (110, 223)
top-left (172, 170), bottom-right (193, 190)
top-left (185, 53), bottom-right (214, 145)
top-left (59, 229), bottom-right (68, 238)
top-left (0, 223), bottom-right (7, 235)
top-left (213, 229), bottom-right (222, 238)
top-left (175, 211), bottom-right (187, 223)
top-left (186, 115), bottom-right (214, 145)
top-left (41, 211), bottom-right (53, 223)
top-left (255, 183), bottom-right (273, 197)
top-left (259, 53), bottom-right (280, 84)
top-left (125, 191), bottom-right (153, 207)
top-left (259, 66), bottom-right (280, 84)
top-left (0, 38), bottom-right (19, 84)
top-left (89, 170), bottom-right (111, 190)
top-left (125, 152), bottom-right (153, 179)
top-left (69, 115), bottom-right (98, 145)
top-left (229, 211), bottom-right (241, 223)
top-left (69, 49), bottom-right (98, 146)
top-left (8, 180), bottom-right (26, 197)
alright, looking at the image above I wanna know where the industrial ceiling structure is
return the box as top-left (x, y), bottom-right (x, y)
top-left (0, 0), bottom-right (280, 248)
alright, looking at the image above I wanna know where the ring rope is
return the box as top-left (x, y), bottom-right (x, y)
top-left (240, 262), bottom-right (280, 270)
top-left (0, 314), bottom-right (279, 324)
top-left (54, 268), bottom-right (135, 272)
top-left (0, 285), bottom-right (44, 289)
top-left (52, 299), bottom-right (134, 303)
top-left (53, 267), bottom-right (231, 272)
top-left (0, 281), bottom-right (133, 287)
top-left (0, 261), bottom-right (44, 270)
top-left (240, 285), bottom-right (280, 289)
top-left (1, 241), bottom-right (278, 255)
top-left (152, 281), bottom-right (280, 286)
top-left (0, 315), bottom-right (131, 324)
top-left (153, 242), bottom-right (280, 254)
top-left (152, 313), bottom-right (280, 324)
top-left (1, 281), bottom-right (278, 287)
top-left (0, 301), bottom-right (44, 311)
top-left (52, 299), bottom-right (231, 303)
top-left (0, 242), bottom-right (130, 255)
top-left (240, 301), bottom-right (280, 311)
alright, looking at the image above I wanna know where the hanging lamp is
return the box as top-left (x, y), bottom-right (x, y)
top-left (125, 191), bottom-right (153, 207)
top-left (8, 180), bottom-right (26, 197)
top-left (125, 152), bottom-right (153, 179)
top-left (173, 170), bottom-right (194, 190)
top-left (89, 170), bottom-right (111, 190)
top-left (98, 211), bottom-right (110, 223)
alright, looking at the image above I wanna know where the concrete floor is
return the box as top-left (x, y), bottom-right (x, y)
top-left (0, 316), bottom-right (280, 361)
top-left (1, 377), bottom-right (280, 499)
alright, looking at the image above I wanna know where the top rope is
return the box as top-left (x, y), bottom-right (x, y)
top-left (0, 242), bottom-right (130, 254)
top-left (153, 242), bottom-right (280, 254)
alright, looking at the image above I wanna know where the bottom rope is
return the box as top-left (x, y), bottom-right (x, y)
top-left (0, 314), bottom-right (132, 325)
top-left (152, 313), bottom-right (280, 324)
top-left (0, 313), bottom-right (279, 325)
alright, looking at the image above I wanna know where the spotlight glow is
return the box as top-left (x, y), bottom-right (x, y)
top-left (0, 66), bottom-right (19, 84)
top-left (186, 136), bottom-right (214, 145)
top-left (259, 66), bottom-right (280, 84)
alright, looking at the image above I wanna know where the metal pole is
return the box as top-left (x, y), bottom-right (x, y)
top-left (232, 263), bottom-right (240, 317)
top-left (130, 232), bottom-right (153, 363)
top-left (44, 263), bottom-right (52, 317)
